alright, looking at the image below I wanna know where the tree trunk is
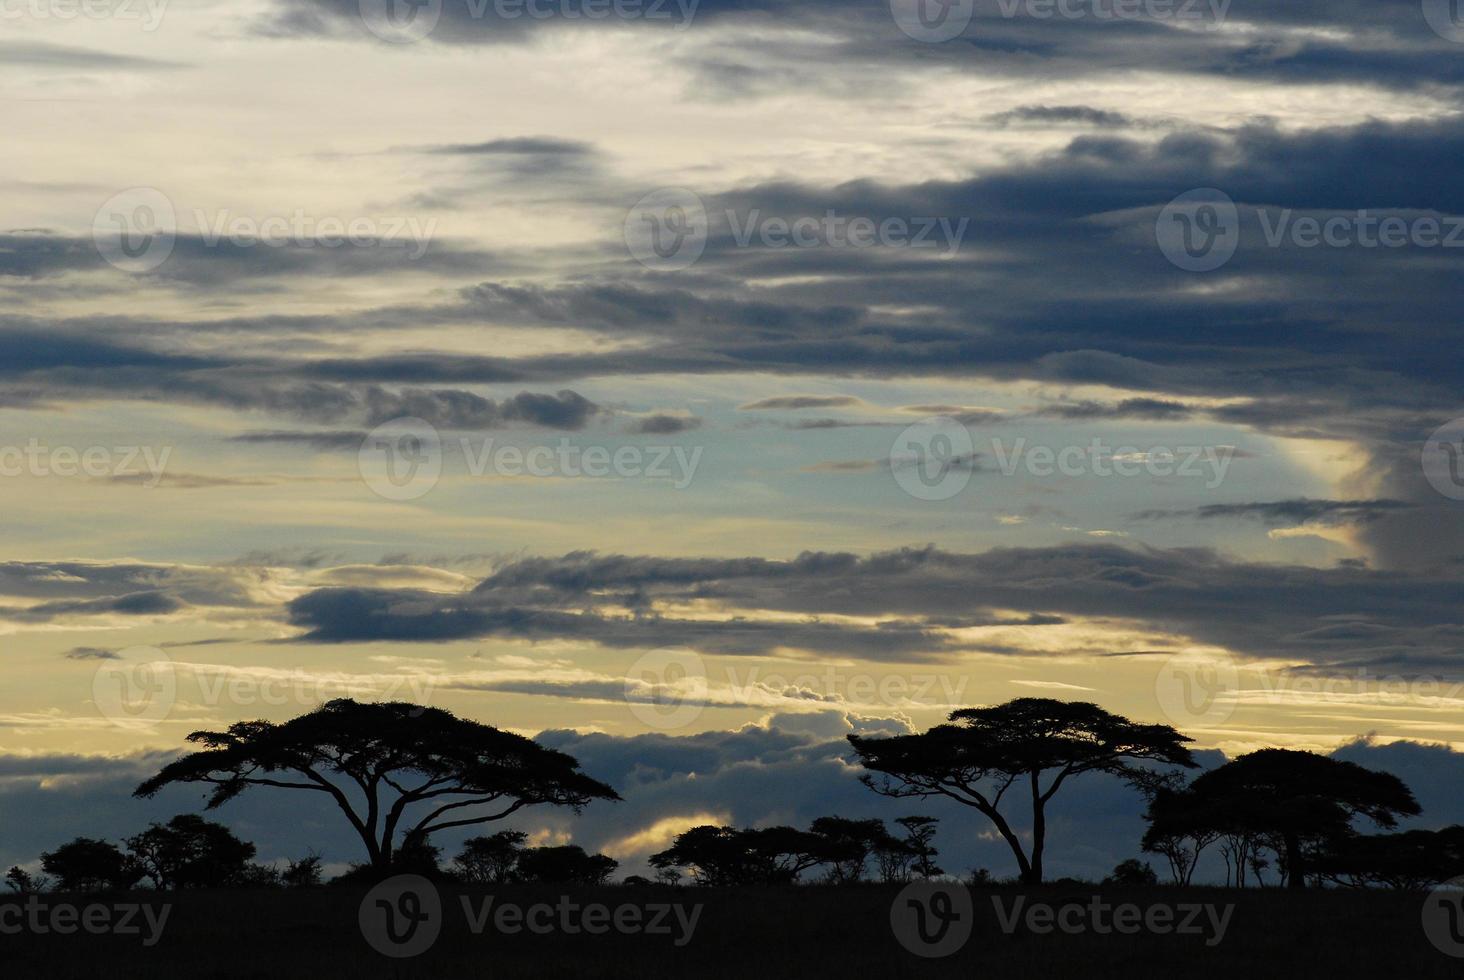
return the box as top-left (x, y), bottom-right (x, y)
top-left (1028, 773), bottom-right (1046, 884)
top-left (982, 806), bottom-right (1033, 883)
top-left (1284, 833), bottom-right (1305, 889)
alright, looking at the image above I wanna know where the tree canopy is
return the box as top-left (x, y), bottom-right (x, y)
top-left (134, 699), bottom-right (619, 869)
top-left (849, 698), bottom-right (1196, 883)
top-left (1147, 748), bottom-right (1421, 889)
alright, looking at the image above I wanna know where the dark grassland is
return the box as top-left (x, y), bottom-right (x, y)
top-left (2, 883), bottom-right (1454, 978)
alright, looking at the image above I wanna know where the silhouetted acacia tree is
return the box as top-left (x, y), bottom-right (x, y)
top-left (281, 853), bottom-right (323, 888)
top-left (848, 699), bottom-right (1196, 883)
top-left (133, 699), bottom-right (619, 870)
top-left (1311, 825), bottom-right (1464, 889)
top-left (126, 814), bottom-right (256, 889)
top-left (4, 866), bottom-right (45, 893)
top-left (1104, 858), bottom-right (1158, 886)
top-left (650, 825), bottom-right (833, 885)
top-left (809, 816), bottom-right (895, 883)
top-left (454, 830), bottom-right (528, 884)
top-left (1162, 749), bottom-right (1421, 890)
top-left (895, 816), bottom-right (944, 880)
top-left (516, 845), bottom-right (618, 885)
top-left (40, 838), bottom-right (142, 892)
top-left (1140, 785), bottom-right (1221, 885)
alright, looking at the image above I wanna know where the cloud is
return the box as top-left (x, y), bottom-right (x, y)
top-left (624, 413), bottom-right (704, 435)
top-left (272, 544), bottom-right (1464, 676)
top-left (739, 395), bottom-right (864, 410)
top-left (1134, 499), bottom-right (1415, 527)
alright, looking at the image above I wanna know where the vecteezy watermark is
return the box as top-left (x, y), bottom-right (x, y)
top-left (990, 895), bottom-right (1233, 945)
top-left (624, 188), bottom-right (969, 271)
top-left (889, 417), bottom-right (979, 501)
top-left (92, 189), bottom-right (438, 271)
top-left (891, 0), bottom-right (1227, 42)
top-left (991, 439), bottom-right (1235, 486)
top-left (1423, 418), bottom-right (1464, 502)
top-left (0, 0), bottom-right (168, 30)
top-left (1156, 652), bottom-right (1464, 730)
top-left (93, 187), bottom-right (177, 274)
top-left (359, 875), bottom-right (702, 958)
top-left (361, 875), bottom-right (443, 958)
top-left (624, 648), bottom-right (972, 731)
top-left (359, 0), bottom-right (699, 44)
top-left (624, 188), bottom-right (709, 272)
top-left (0, 439), bottom-right (171, 486)
top-left (1155, 188), bottom-right (1240, 273)
top-left (891, 881), bottom-right (974, 957)
top-left (993, 0), bottom-right (1229, 25)
top-left (1423, 877), bottom-right (1464, 956)
top-left (358, 418), bottom-right (706, 501)
top-left (1154, 650), bottom-right (1240, 727)
top-left (193, 209), bottom-right (436, 260)
top-left (625, 647), bottom-right (709, 730)
top-left (461, 895), bottom-right (701, 946)
top-left (91, 646), bottom-right (436, 728)
top-left (890, 0), bottom-right (975, 42)
top-left (1158, 188), bottom-right (1464, 272)
top-left (93, 646), bottom-right (177, 727)
top-left (0, 896), bottom-right (171, 946)
top-left (889, 419), bottom-right (1238, 501)
top-left (1423, 0), bottom-right (1464, 44)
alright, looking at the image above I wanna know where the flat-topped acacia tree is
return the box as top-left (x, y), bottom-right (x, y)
top-left (848, 698), bottom-right (1196, 883)
top-left (134, 699), bottom-right (619, 870)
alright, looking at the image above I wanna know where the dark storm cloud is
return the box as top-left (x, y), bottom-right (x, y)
top-left (61, 647), bottom-right (120, 661)
top-left (985, 105), bottom-right (1140, 128)
top-left (261, 0), bottom-right (1464, 96)
top-left (228, 430), bottom-right (368, 450)
top-left (362, 388), bottom-right (603, 429)
top-left (625, 414), bottom-right (703, 435)
top-left (1133, 499), bottom-right (1415, 527)
top-left (9, 590), bottom-right (184, 622)
top-left (1037, 398), bottom-right (1194, 421)
top-left (280, 545), bottom-right (1464, 676)
top-left (426, 137), bottom-right (595, 157)
top-left (6, 114), bottom-right (1464, 564)
top-left (0, 232), bottom-right (496, 286)
top-left (740, 395), bottom-right (864, 410)
top-left (0, 40), bottom-right (186, 71)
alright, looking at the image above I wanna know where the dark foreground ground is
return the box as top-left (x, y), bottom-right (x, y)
top-left (2, 882), bottom-right (1457, 978)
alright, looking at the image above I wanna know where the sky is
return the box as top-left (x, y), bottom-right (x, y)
top-left (4, 0), bottom-right (1464, 881)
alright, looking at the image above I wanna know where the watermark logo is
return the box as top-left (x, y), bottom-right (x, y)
top-left (890, 0), bottom-right (975, 42)
top-left (625, 647), bottom-right (709, 730)
top-left (1156, 188), bottom-right (1239, 272)
top-left (359, 418), bottom-right (444, 501)
top-left (991, 895), bottom-right (1232, 944)
top-left (193, 208), bottom-right (436, 259)
top-left (461, 896), bottom-right (701, 944)
top-left (1423, 0), bottom-right (1464, 44)
top-left (1154, 650), bottom-right (1239, 728)
top-left (0, 439), bottom-right (171, 485)
top-left (0, 0), bottom-right (169, 30)
top-left (0, 897), bottom-right (170, 945)
top-left (359, 0), bottom-right (442, 43)
top-left (1422, 419), bottom-right (1464, 502)
top-left (1423, 877), bottom-right (1464, 956)
top-left (360, 875), bottom-right (443, 958)
top-left (625, 188), bottom-right (709, 271)
top-left (93, 645), bottom-right (176, 726)
top-left (890, 417), bottom-right (978, 501)
top-left (891, 881), bottom-right (973, 957)
top-left (93, 187), bottom-right (176, 274)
